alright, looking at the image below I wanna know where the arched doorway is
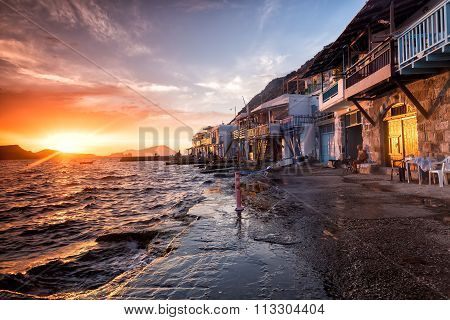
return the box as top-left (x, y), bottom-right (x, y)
top-left (384, 103), bottom-right (419, 164)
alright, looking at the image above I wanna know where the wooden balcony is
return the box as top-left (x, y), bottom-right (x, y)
top-left (345, 39), bottom-right (394, 98)
top-left (247, 123), bottom-right (281, 138)
top-left (200, 137), bottom-right (212, 145)
top-left (192, 140), bottom-right (202, 147)
top-left (397, 0), bottom-right (450, 74)
top-left (232, 128), bottom-right (246, 140)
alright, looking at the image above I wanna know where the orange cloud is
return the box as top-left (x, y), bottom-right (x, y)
top-left (0, 86), bottom-right (233, 155)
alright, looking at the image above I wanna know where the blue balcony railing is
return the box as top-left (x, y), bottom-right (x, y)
top-left (322, 82), bottom-right (339, 102)
top-left (398, 0), bottom-right (449, 70)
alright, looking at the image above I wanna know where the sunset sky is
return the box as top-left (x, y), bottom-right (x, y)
top-left (0, 0), bottom-right (364, 155)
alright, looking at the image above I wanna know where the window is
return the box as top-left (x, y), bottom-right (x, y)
top-left (344, 111), bottom-right (362, 127)
top-left (391, 104), bottom-right (407, 117)
top-left (320, 123), bottom-right (335, 134)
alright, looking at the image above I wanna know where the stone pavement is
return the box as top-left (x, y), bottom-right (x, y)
top-left (84, 168), bottom-right (449, 300)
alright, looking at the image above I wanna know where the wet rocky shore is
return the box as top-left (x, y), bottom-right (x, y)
top-left (2, 164), bottom-right (447, 300)
top-left (77, 166), bottom-right (449, 299)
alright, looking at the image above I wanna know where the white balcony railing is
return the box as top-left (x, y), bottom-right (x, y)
top-left (398, 0), bottom-right (449, 70)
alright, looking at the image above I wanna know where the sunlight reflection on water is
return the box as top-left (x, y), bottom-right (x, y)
top-left (0, 158), bottom-right (210, 296)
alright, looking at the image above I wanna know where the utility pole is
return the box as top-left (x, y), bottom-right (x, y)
top-left (242, 96), bottom-right (249, 129)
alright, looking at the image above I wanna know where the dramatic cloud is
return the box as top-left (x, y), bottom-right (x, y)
top-left (135, 83), bottom-right (183, 93)
top-left (258, 0), bottom-right (280, 30)
top-left (0, 0), bottom-right (364, 153)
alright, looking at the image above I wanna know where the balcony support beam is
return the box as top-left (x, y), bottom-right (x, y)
top-left (380, 104), bottom-right (395, 121)
top-left (349, 98), bottom-right (376, 126)
top-left (350, 30), bottom-right (366, 48)
top-left (392, 78), bottom-right (429, 119)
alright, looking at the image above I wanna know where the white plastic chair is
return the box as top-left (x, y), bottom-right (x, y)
top-left (429, 156), bottom-right (450, 188)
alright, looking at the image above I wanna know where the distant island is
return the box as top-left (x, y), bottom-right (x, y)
top-left (0, 144), bottom-right (178, 160)
top-left (108, 145), bottom-right (177, 158)
top-left (0, 145), bottom-right (95, 160)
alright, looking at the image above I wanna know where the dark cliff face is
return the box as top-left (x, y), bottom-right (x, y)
top-left (236, 57), bottom-right (315, 117)
top-left (0, 145), bottom-right (37, 160)
top-left (245, 76), bottom-right (286, 112)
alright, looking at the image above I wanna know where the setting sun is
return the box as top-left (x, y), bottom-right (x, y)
top-left (42, 132), bottom-right (93, 153)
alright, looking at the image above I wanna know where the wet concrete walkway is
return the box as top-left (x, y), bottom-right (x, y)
top-left (275, 168), bottom-right (449, 299)
top-left (86, 169), bottom-right (449, 299)
top-left (97, 183), bottom-right (329, 299)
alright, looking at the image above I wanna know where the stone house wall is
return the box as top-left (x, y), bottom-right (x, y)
top-left (360, 71), bottom-right (449, 166)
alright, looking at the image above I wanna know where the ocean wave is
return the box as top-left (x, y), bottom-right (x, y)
top-left (171, 194), bottom-right (205, 217)
top-left (98, 174), bottom-right (137, 181)
top-left (0, 204), bottom-right (35, 214)
top-left (96, 230), bottom-right (163, 249)
top-left (141, 187), bottom-right (155, 193)
top-left (37, 202), bottom-right (78, 213)
top-left (4, 190), bottom-right (40, 197)
top-left (19, 220), bottom-right (81, 237)
top-left (148, 203), bottom-right (164, 210)
top-left (0, 201), bottom-right (77, 216)
top-left (0, 158), bottom-right (212, 296)
top-left (0, 244), bottom-right (134, 296)
top-left (82, 202), bottom-right (97, 209)
top-left (81, 186), bottom-right (99, 193)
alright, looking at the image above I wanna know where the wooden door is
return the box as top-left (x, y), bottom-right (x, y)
top-left (402, 117), bottom-right (418, 157)
top-left (387, 119), bottom-right (403, 163)
top-left (386, 116), bottom-right (418, 164)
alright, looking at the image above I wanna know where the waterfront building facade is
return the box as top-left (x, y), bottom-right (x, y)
top-left (305, 0), bottom-right (449, 166)
top-left (190, 0), bottom-right (448, 169)
top-left (189, 125), bottom-right (236, 160)
top-left (231, 94), bottom-right (318, 163)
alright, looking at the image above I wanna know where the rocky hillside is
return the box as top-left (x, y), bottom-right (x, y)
top-left (0, 145), bottom-right (37, 160)
top-left (235, 56), bottom-right (316, 118)
top-left (0, 145), bottom-right (95, 160)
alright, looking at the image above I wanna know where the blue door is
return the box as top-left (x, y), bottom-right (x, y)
top-left (320, 132), bottom-right (334, 163)
top-left (320, 123), bottom-right (335, 163)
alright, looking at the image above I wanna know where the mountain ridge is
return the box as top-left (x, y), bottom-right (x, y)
top-left (233, 55), bottom-right (317, 120)
top-left (0, 145), bottom-right (95, 160)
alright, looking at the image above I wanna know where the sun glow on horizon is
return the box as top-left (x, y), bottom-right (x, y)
top-left (42, 132), bottom-right (108, 154)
